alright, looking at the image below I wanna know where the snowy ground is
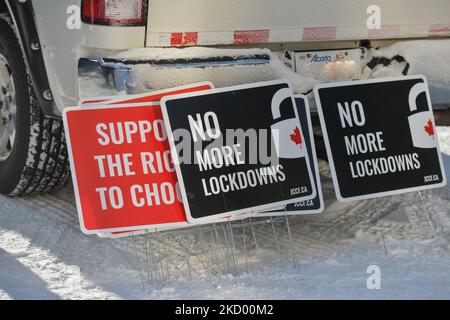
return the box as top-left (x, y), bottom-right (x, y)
top-left (0, 128), bottom-right (449, 300)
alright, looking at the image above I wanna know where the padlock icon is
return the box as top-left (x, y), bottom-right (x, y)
top-left (270, 88), bottom-right (307, 159)
top-left (407, 82), bottom-right (436, 149)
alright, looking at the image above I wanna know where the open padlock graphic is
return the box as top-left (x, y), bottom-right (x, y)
top-left (407, 82), bottom-right (436, 149)
top-left (271, 88), bottom-right (307, 159)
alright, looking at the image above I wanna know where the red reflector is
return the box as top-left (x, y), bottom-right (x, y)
top-left (82, 0), bottom-right (146, 26)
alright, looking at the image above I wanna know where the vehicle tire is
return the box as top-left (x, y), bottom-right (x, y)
top-left (0, 17), bottom-right (70, 196)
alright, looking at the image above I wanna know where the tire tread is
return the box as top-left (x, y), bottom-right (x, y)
top-left (0, 16), bottom-right (70, 197)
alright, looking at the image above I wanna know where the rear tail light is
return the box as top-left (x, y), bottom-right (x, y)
top-left (82, 0), bottom-right (147, 26)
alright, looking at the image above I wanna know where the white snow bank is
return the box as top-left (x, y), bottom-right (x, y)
top-left (115, 40), bottom-right (450, 92)
top-left (363, 39), bottom-right (450, 89)
top-left (114, 47), bottom-right (319, 94)
top-left (115, 47), bottom-right (271, 61)
top-left (79, 40), bottom-right (450, 99)
top-left (438, 126), bottom-right (450, 155)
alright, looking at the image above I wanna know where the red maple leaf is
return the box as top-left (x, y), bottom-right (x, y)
top-left (424, 119), bottom-right (434, 138)
top-left (290, 127), bottom-right (303, 145)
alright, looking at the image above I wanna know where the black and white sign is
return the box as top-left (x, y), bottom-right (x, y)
top-left (315, 75), bottom-right (447, 202)
top-left (161, 80), bottom-right (316, 222)
top-left (257, 95), bottom-right (324, 216)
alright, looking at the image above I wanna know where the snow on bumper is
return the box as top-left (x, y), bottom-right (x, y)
top-left (77, 47), bottom-right (318, 101)
top-left (77, 41), bottom-right (450, 113)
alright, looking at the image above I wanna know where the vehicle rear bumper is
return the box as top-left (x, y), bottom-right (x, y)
top-left (76, 43), bottom-right (450, 125)
top-left (77, 47), bottom-right (318, 101)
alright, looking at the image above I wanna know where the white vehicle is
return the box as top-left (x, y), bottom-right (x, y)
top-left (0, 0), bottom-right (449, 196)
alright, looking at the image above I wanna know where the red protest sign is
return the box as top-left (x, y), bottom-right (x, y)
top-left (64, 103), bottom-right (191, 234)
top-left (65, 84), bottom-right (214, 234)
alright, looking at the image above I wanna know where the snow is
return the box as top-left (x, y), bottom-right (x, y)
top-left (114, 47), bottom-right (319, 94)
top-left (79, 39), bottom-right (450, 101)
top-left (437, 127), bottom-right (450, 155)
top-left (362, 40), bottom-right (450, 89)
top-left (79, 47), bottom-right (319, 99)
top-left (115, 47), bottom-right (272, 61)
top-left (0, 126), bottom-right (449, 299)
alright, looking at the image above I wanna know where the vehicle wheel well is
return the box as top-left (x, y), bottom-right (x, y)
top-left (0, 1), bottom-right (58, 117)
